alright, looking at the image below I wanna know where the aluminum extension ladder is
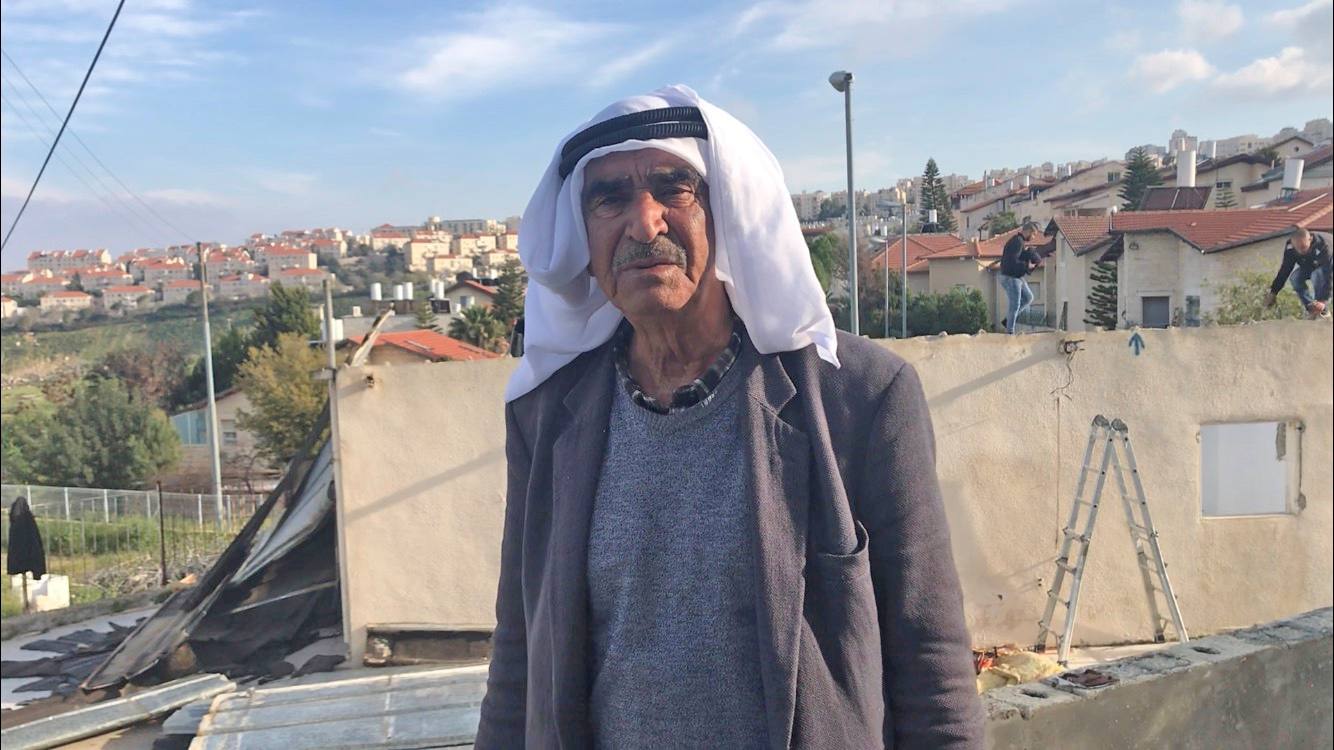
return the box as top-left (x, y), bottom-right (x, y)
top-left (1035, 415), bottom-right (1189, 665)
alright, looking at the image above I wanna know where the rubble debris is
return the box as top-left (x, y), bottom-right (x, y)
top-left (82, 406), bottom-right (344, 692)
top-left (975, 645), bottom-right (1063, 693)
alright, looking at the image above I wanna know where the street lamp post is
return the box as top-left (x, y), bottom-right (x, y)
top-left (829, 70), bottom-right (858, 336)
top-left (896, 204), bottom-right (908, 338)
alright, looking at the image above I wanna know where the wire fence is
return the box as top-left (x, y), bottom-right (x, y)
top-left (1, 483), bottom-right (263, 615)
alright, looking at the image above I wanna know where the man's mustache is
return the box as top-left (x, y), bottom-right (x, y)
top-left (611, 237), bottom-right (687, 274)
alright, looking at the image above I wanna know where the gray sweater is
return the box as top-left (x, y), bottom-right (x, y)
top-left (586, 343), bottom-right (767, 749)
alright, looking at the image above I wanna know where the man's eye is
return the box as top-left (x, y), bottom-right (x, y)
top-left (657, 187), bottom-right (695, 205)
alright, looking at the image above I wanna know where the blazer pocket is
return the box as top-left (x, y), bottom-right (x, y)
top-left (810, 519), bottom-right (871, 582)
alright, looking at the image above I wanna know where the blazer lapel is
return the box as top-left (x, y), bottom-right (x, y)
top-left (743, 352), bottom-right (809, 750)
top-left (548, 345), bottom-right (614, 748)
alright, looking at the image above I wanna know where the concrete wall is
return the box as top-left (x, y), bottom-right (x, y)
top-left (331, 321), bottom-right (1333, 662)
top-left (987, 608), bottom-right (1333, 749)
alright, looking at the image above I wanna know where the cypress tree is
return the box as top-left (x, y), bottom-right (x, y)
top-left (1084, 259), bottom-right (1119, 330)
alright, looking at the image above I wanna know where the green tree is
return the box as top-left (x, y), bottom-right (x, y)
top-left (235, 333), bottom-right (328, 467)
top-left (1206, 269), bottom-right (1305, 325)
top-left (93, 342), bottom-right (190, 411)
top-left (1255, 145), bottom-right (1280, 165)
top-left (250, 282), bottom-right (321, 351)
top-left (1, 406), bottom-right (52, 483)
top-left (987, 211), bottom-right (1019, 234)
top-left (807, 233), bottom-right (840, 294)
top-left (1084, 259), bottom-right (1120, 329)
top-left (448, 305), bottom-right (508, 352)
top-left (414, 299), bottom-right (441, 332)
top-left (919, 158), bottom-right (956, 232)
top-left (24, 378), bottom-right (181, 487)
top-left (1214, 186), bottom-right (1238, 209)
top-left (817, 198), bottom-right (846, 221)
top-left (490, 260), bottom-right (527, 330)
top-left (178, 324), bottom-right (252, 408)
top-left (1120, 147), bottom-right (1163, 210)
top-left (896, 287), bottom-right (989, 336)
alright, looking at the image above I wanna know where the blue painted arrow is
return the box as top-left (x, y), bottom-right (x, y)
top-left (1128, 332), bottom-right (1145, 356)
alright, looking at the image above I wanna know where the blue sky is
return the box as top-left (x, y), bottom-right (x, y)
top-left (1, 0), bottom-right (1330, 270)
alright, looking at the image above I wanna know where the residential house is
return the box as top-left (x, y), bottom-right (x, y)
top-left (202, 249), bottom-right (255, 279)
top-left (1107, 189), bottom-right (1332, 327)
top-left (435, 218), bottom-right (500, 236)
top-left (218, 272), bottom-right (270, 300)
top-left (1270, 134), bottom-right (1316, 157)
top-left (272, 267), bottom-right (328, 291)
top-left (496, 231), bottom-right (520, 251)
top-left (905, 228), bottom-right (1053, 329)
top-left (1040, 162), bottom-right (1127, 219)
top-left (439, 279), bottom-right (497, 319)
top-left (475, 249), bottom-right (521, 276)
top-left (407, 233), bottom-right (452, 273)
top-left (1046, 216), bottom-right (1117, 331)
top-left (74, 268), bottom-right (135, 292)
top-left (39, 290), bottom-right (93, 312)
top-left (262, 248), bottom-right (318, 274)
top-left (311, 238), bottom-right (347, 260)
top-left (428, 254), bottom-right (475, 278)
top-left (131, 257), bottom-right (192, 286)
top-left (344, 329), bottom-right (503, 366)
top-left (1241, 146), bottom-right (1334, 205)
top-left (17, 272), bottom-right (69, 299)
top-left (452, 233), bottom-right (498, 258)
top-left (868, 234), bottom-right (967, 295)
top-left (1, 271), bottom-right (34, 297)
top-left (956, 175), bottom-right (1056, 238)
top-left (161, 279), bottom-right (201, 306)
top-left (102, 285), bottom-right (155, 312)
top-left (369, 225), bottom-right (412, 252)
top-left (1, 296), bottom-right (17, 318)
top-left (27, 249), bottom-right (112, 273)
top-left (170, 388), bottom-right (276, 484)
top-left (1156, 153), bottom-right (1273, 210)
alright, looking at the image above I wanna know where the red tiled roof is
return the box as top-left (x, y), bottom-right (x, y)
top-left (165, 280), bottom-right (199, 288)
top-left (276, 268), bottom-right (324, 276)
top-left (869, 234), bottom-right (967, 271)
top-left (0, 274), bottom-right (27, 282)
top-left (1111, 190), bottom-right (1332, 253)
top-left (443, 279), bottom-right (498, 296)
top-left (264, 248), bottom-right (313, 256)
top-left (1051, 216), bottom-right (1113, 254)
top-left (46, 290), bottom-right (91, 298)
top-left (348, 330), bottom-right (503, 362)
top-left (80, 269), bottom-right (131, 277)
top-left (104, 285), bottom-right (153, 294)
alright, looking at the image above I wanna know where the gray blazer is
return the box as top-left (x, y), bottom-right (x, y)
top-left (476, 332), bottom-right (984, 749)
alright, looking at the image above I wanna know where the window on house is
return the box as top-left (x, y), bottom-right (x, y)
top-left (1201, 421), bottom-right (1302, 516)
top-left (1107, 172), bottom-right (1122, 183)
top-left (1215, 180), bottom-right (1233, 190)
top-left (223, 431), bottom-right (238, 445)
top-left (1142, 296), bottom-right (1170, 328)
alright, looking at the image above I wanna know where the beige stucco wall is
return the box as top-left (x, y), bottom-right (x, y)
top-left (1120, 233), bottom-right (1290, 326)
top-left (331, 322), bottom-right (1333, 662)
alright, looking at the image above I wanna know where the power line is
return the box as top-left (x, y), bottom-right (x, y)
top-left (0, 48), bottom-right (195, 244)
top-left (0, 91), bottom-right (172, 247)
top-left (1, 0), bottom-right (128, 253)
top-left (0, 74), bottom-right (175, 247)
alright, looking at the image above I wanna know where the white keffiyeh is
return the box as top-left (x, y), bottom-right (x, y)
top-left (506, 84), bottom-right (839, 402)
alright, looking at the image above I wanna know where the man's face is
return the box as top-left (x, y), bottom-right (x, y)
top-left (1021, 227), bottom-right (1035, 242)
top-left (581, 148), bottom-right (718, 319)
top-left (1293, 233), bottom-right (1311, 254)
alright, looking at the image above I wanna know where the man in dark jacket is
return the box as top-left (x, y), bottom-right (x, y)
top-left (999, 221), bottom-right (1042, 333)
top-left (476, 85), bottom-right (983, 749)
top-left (1264, 228), bottom-right (1331, 319)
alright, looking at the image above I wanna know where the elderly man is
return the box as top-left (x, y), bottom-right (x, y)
top-left (476, 85), bottom-right (982, 749)
top-left (1264, 228), bottom-right (1331, 319)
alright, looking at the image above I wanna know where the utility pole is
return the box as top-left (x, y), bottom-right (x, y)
top-left (197, 244), bottom-right (223, 521)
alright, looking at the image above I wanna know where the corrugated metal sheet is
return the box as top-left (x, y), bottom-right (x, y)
top-left (189, 665), bottom-right (486, 750)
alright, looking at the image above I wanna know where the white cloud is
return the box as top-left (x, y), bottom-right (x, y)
top-left (1105, 30), bottom-right (1141, 53)
top-left (1268, 0), bottom-right (1334, 54)
top-left (250, 170), bottom-right (319, 197)
top-left (1213, 46), bottom-right (1334, 99)
top-left (1177, 0), bottom-right (1244, 42)
top-left (384, 6), bottom-right (659, 101)
top-left (735, 0), bottom-right (1020, 55)
top-left (1128, 49), bottom-right (1215, 93)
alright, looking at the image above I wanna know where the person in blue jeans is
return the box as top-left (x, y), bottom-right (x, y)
top-left (1264, 228), bottom-right (1331, 319)
top-left (999, 222), bottom-right (1042, 334)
